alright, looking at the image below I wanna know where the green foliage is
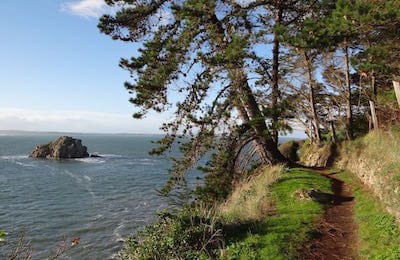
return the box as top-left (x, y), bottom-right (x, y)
top-left (119, 206), bottom-right (224, 259)
top-left (377, 89), bottom-right (397, 108)
top-left (196, 139), bottom-right (237, 203)
top-left (352, 113), bottom-right (370, 138)
top-left (298, 139), bottom-right (311, 160)
top-left (337, 171), bottom-right (400, 259)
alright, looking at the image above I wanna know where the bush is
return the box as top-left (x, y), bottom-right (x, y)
top-left (119, 206), bottom-right (224, 259)
top-left (279, 141), bottom-right (301, 162)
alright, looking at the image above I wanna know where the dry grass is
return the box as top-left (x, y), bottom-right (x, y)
top-left (217, 165), bottom-right (284, 223)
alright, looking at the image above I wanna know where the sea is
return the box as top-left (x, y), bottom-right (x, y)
top-left (0, 132), bottom-right (296, 259)
top-left (0, 132), bottom-right (189, 259)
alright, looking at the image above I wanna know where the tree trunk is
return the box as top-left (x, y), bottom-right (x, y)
top-left (305, 52), bottom-right (321, 144)
top-left (372, 74), bottom-right (377, 99)
top-left (236, 104), bottom-right (269, 163)
top-left (330, 121), bottom-right (337, 143)
top-left (344, 42), bottom-right (353, 140)
top-left (271, 8), bottom-right (283, 147)
top-left (232, 69), bottom-right (288, 165)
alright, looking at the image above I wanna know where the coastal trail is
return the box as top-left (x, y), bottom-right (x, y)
top-left (301, 168), bottom-right (358, 259)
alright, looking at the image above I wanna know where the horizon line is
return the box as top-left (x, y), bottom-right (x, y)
top-left (0, 129), bottom-right (164, 136)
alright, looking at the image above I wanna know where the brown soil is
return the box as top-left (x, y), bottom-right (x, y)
top-left (300, 170), bottom-right (358, 259)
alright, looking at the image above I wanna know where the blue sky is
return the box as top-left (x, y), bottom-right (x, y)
top-left (0, 0), bottom-right (170, 133)
top-left (0, 0), bottom-right (305, 137)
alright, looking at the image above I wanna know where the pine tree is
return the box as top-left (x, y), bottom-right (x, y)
top-left (98, 0), bottom-right (291, 194)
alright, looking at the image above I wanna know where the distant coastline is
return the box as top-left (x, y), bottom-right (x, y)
top-left (0, 129), bottom-right (164, 136)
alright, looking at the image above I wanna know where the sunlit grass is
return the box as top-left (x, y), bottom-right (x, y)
top-left (337, 170), bottom-right (400, 259)
top-left (218, 165), bottom-right (284, 223)
top-left (221, 168), bottom-right (332, 259)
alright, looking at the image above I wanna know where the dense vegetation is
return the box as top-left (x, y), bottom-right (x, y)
top-left (98, 0), bottom-right (400, 258)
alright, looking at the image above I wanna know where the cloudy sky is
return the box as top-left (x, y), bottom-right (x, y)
top-left (0, 0), bottom-right (171, 133)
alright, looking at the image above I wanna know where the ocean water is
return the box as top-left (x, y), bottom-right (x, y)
top-left (0, 133), bottom-right (182, 259)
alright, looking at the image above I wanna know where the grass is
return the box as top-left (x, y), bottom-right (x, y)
top-left (336, 170), bottom-right (400, 259)
top-left (338, 128), bottom-right (400, 218)
top-left (221, 168), bottom-right (333, 259)
top-left (218, 165), bottom-right (283, 223)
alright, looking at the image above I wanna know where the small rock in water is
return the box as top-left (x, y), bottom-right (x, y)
top-left (30, 136), bottom-right (89, 159)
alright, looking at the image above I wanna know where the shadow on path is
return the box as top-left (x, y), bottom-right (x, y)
top-left (300, 168), bottom-right (358, 260)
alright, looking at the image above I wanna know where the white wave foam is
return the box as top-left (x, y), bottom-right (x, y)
top-left (88, 189), bottom-right (96, 199)
top-left (15, 161), bottom-right (36, 167)
top-left (98, 153), bottom-right (123, 158)
top-left (83, 175), bottom-right (92, 181)
top-left (64, 170), bottom-right (82, 184)
top-left (0, 155), bottom-right (28, 160)
top-left (126, 158), bottom-right (159, 166)
top-left (113, 222), bottom-right (125, 243)
top-left (135, 201), bottom-right (149, 209)
top-left (137, 158), bottom-right (157, 162)
top-left (74, 158), bottom-right (105, 164)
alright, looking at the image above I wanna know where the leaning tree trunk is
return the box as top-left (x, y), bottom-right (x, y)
top-left (270, 7), bottom-right (283, 147)
top-left (208, 10), bottom-right (287, 164)
top-left (236, 103), bottom-right (270, 163)
top-left (344, 41), bottom-right (353, 140)
top-left (231, 69), bottom-right (288, 165)
top-left (305, 52), bottom-right (321, 144)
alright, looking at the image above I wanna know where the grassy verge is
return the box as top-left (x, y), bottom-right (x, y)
top-left (222, 168), bottom-right (332, 259)
top-left (119, 167), bottom-right (335, 259)
top-left (218, 165), bottom-right (283, 223)
top-left (336, 170), bottom-right (400, 259)
top-left (337, 128), bottom-right (400, 220)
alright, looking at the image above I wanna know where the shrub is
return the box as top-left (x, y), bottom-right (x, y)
top-left (278, 141), bottom-right (300, 162)
top-left (119, 206), bottom-right (224, 259)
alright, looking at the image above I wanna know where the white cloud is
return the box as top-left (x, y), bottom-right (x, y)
top-left (61, 0), bottom-right (111, 18)
top-left (61, 0), bottom-right (173, 25)
top-left (0, 107), bottom-right (165, 134)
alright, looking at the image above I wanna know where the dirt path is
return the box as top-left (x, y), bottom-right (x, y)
top-left (301, 170), bottom-right (358, 259)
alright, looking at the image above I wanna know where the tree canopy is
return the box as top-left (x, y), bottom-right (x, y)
top-left (99, 0), bottom-right (400, 196)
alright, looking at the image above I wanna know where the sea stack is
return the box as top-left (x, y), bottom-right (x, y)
top-left (31, 136), bottom-right (89, 159)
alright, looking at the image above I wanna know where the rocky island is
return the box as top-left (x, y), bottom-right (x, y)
top-left (30, 136), bottom-right (89, 159)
